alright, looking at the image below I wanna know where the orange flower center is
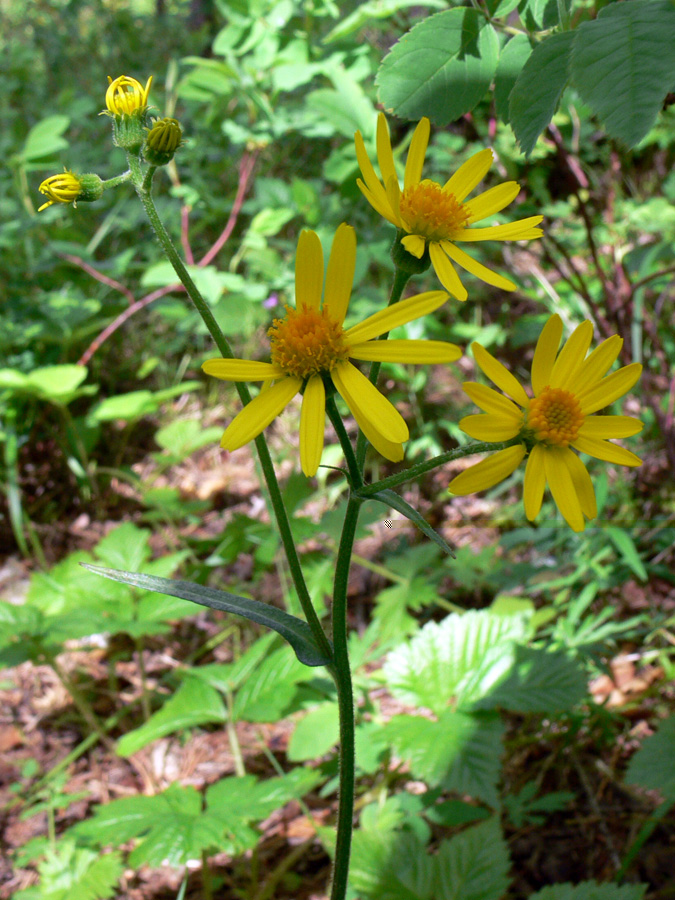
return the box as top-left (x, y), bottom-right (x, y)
top-left (527, 386), bottom-right (585, 447)
top-left (269, 304), bottom-right (348, 379)
top-left (399, 179), bottom-right (469, 242)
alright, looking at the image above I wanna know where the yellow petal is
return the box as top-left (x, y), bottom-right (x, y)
top-left (355, 131), bottom-right (392, 215)
top-left (324, 223), bottom-right (356, 325)
top-left (356, 178), bottom-right (398, 224)
top-left (578, 415), bottom-right (644, 439)
top-left (221, 377), bottom-right (301, 450)
top-left (401, 233), bottom-right (426, 259)
top-left (463, 182), bottom-right (520, 224)
top-left (523, 444), bottom-right (546, 521)
top-left (344, 290), bottom-right (449, 344)
top-left (348, 339), bottom-right (462, 364)
top-left (295, 230), bottom-right (324, 310)
top-left (203, 359), bottom-right (282, 381)
top-left (549, 320), bottom-right (594, 389)
top-left (543, 447), bottom-right (585, 532)
top-left (572, 335), bottom-right (623, 388)
top-left (429, 242), bottom-right (468, 301)
top-left (577, 363), bottom-right (642, 415)
top-left (563, 448), bottom-right (597, 520)
top-left (441, 241), bottom-right (517, 291)
top-left (454, 216), bottom-right (544, 242)
top-left (300, 376), bottom-right (325, 477)
top-left (330, 363), bottom-right (405, 462)
top-left (571, 435), bottom-right (642, 467)
top-left (385, 174), bottom-right (402, 223)
top-left (459, 414), bottom-right (521, 441)
top-left (376, 112), bottom-right (398, 189)
top-left (472, 342), bottom-right (529, 406)
top-left (403, 117), bottom-right (430, 190)
top-left (443, 148), bottom-right (494, 201)
top-left (331, 360), bottom-right (408, 443)
top-left (462, 382), bottom-right (523, 420)
top-left (448, 444), bottom-right (526, 495)
top-left (531, 315), bottom-right (563, 395)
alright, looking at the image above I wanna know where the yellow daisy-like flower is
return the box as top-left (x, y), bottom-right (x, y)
top-left (355, 113), bottom-right (544, 301)
top-left (203, 224), bottom-right (461, 477)
top-left (38, 170), bottom-right (81, 212)
top-left (448, 314), bottom-right (643, 532)
top-left (104, 75), bottom-right (153, 116)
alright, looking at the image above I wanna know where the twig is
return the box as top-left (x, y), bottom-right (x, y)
top-left (199, 149), bottom-right (258, 267)
top-left (60, 253), bottom-right (135, 305)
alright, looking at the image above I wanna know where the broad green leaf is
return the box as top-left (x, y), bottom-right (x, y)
top-left (368, 489), bottom-right (454, 556)
top-left (626, 716), bottom-right (675, 799)
top-left (510, 31), bottom-right (574, 155)
top-left (288, 702), bottom-right (339, 761)
top-left (231, 646), bottom-right (308, 722)
top-left (494, 34), bottom-right (532, 124)
top-left (22, 115), bottom-right (70, 161)
top-left (116, 675), bottom-right (226, 757)
top-left (324, 0), bottom-right (445, 43)
top-left (0, 365), bottom-right (89, 405)
top-left (570, 0), bottom-right (675, 148)
top-left (88, 384), bottom-right (201, 423)
top-left (154, 419), bottom-right (223, 458)
top-left (94, 522), bottom-right (151, 573)
top-left (383, 610), bottom-right (530, 714)
top-left (385, 711), bottom-right (504, 806)
top-left (459, 645), bottom-right (587, 713)
top-left (432, 818), bottom-right (510, 900)
top-left (377, 8), bottom-right (500, 125)
top-left (11, 840), bottom-right (122, 900)
top-left (530, 883), bottom-right (647, 900)
top-left (80, 565), bottom-right (332, 667)
top-left (249, 207), bottom-right (296, 236)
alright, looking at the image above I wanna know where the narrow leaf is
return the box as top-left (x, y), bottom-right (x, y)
top-left (509, 30), bottom-right (574, 155)
top-left (81, 564), bottom-right (332, 667)
top-left (369, 489), bottom-right (455, 557)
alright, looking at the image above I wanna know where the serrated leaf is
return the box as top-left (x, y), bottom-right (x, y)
top-left (494, 33), bottom-right (532, 124)
top-left (510, 30), bottom-right (574, 155)
top-left (377, 8), bottom-right (500, 125)
top-left (368, 489), bottom-right (454, 556)
top-left (232, 646), bottom-right (307, 722)
top-left (383, 610), bottom-right (530, 714)
top-left (433, 818), bottom-right (510, 900)
top-left (626, 716), bottom-right (675, 799)
top-left (386, 711), bottom-right (503, 807)
top-left (94, 522), bottom-right (151, 573)
top-left (288, 702), bottom-right (339, 761)
top-left (530, 882), bottom-right (647, 900)
top-left (80, 565), bottom-right (332, 667)
top-left (570, 0), bottom-right (675, 148)
top-left (12, 840), bottom-right (123, 900)
top-left (116, 675), bottom-right (226, 757)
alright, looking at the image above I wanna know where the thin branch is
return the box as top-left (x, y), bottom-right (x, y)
top-left (60, 253), bottom-right (135, 305)
top-left (199, 149), bottom-right (258, 267)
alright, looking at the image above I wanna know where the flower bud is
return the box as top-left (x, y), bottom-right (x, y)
top-left (38, 171), bottom-right (103, 212)
top-left (143, 117), bottom-right (183, 166)
top-left (390, 229), bottom-right (431, 275)
top-left (102, 75), bottom-right (153, 153)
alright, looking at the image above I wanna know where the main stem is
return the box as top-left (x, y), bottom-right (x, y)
top-left (329, 493), bottom-right (361, 900)
top-left (128, 155), bottom-right (332, 663)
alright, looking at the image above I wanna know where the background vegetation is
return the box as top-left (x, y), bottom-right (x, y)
top-left (1, 1), bottom-right (674, 898)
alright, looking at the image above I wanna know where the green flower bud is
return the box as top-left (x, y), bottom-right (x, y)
top-left (143, 117), bottom-right (183, 166)
top-left (390, 229), bottom-right (431, 275)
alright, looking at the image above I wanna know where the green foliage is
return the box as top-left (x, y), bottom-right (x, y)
top-left (12, 841), bottom-right (123, 900)
top-left (626, 716), bottom-right (675, 799)
top-left (529, 884), bottom-right (646, 900)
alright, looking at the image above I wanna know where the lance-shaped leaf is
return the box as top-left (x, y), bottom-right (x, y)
top-left (367, 489), bottom-right (455, 557)
top-left (81, 564), bottom-right (332, 668)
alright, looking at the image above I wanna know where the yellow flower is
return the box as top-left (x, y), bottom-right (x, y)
top-left (203, 224), bottom-right (461, 477)
top-left (355, 113), bottom-right (543, 301)
top-left (104, 75), bottom-right (153, 116)
top-left (38, 170), bottom-right (82, 211)
top-left (448, 314), bottom-right (643, 532)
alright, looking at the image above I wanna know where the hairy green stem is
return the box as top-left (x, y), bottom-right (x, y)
top-left (127, 155), bottom-right (332, 664)
top-left (357, 437), bottom-right (523, 498)
top-left (329, 493), bottom-right (362, 900)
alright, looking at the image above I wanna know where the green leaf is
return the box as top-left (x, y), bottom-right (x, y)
top-left (324, 0), bottom-right (445, 43)
top-left (377, 8), bottom-right (500, 125)
top-left (288, 702), bottom-right (339, 761)
top-left (570, 0), bottom-right (675, 148)
top-left (94, 522), bottom-right (151, 573)
top-left (626, 716), bottom-right (675, 799)
top-left (383, 610), bottom-right (530, 714)
top-left (22, 115), bottom-right (70, 162)
top-left (385, 711), bottom-right (504, 807)
top-left (116, 675), bottom-right (226, 757)
top-left (432, 818), bottom-right (510, 900)
top-left (0, 365), bottom-right (89, 405)
top-left (80, 565), bottom-right (332, 667)
top-left (605, 526), bottom-right (648, 582)
top-left (12, 840), bottom-right (122, 900)
top-left (368, 489), bottom-right (454, 556)
top-left (494, 34), bottom-right (532, 124)
top-left (509, 30), bottom-right (574, 155)
top-left (529, 883), bottom-right (647, 900)
top-left (88, 384), bottom-right (201, 423)
top-left (231, 646), bottom-right (308, 722)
